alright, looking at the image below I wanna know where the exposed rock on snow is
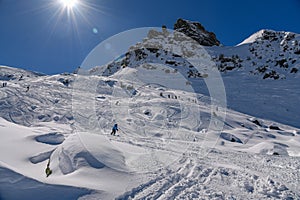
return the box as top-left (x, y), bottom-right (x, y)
top-left (174, 18), bottom-right (220, 46)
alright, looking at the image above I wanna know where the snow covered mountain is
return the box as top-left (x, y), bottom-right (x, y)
top-left (0, 19), bottom-right (300, 200)
top-left (90, 20), bottom-right (300, 128)
top-left (208, 29), bottom-right (300, 128)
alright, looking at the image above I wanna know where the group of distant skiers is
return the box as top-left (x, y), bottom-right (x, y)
top-left (1, 82), bottom-right (7, 87)
top-left (1, 82), bottom-right (30, 92)
top-left (0, 73), bottom-right (30, 92)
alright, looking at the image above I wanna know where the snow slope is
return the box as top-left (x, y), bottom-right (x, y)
top-left (0, 23), bottom-right (300, 199)
top-left (1, 66), bottom-right (300, 199)
top-left (92, 27), bottom-right (300, 128)
top-left (237, 29), bottom-right (265, 46)
top-left (0, 66), bottom-right (74, 126)
top-left (207, 30), bottom-right (300, 128)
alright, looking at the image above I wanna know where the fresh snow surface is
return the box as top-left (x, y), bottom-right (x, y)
top-left (0, 64), bottom-right (300, 199)
top-left (237, 30), bottom-right (266, 46)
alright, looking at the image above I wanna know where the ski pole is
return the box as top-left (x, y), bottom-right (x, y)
top-left (118, 128), bottom-right (125, 135)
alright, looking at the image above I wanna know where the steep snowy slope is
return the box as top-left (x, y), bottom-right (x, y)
top-left (207, 29), bottom-right (300, 127)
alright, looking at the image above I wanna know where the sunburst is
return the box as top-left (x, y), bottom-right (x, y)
top-left (21, 0), bottom-right (107, 49)
top-left (59, 0), bottom-right (79, 10)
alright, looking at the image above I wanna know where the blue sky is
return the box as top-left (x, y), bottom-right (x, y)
top-left (0, 0), bottom-right (300, 74)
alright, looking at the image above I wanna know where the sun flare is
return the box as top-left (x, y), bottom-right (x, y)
top-left (60, 0), bottom-right (79, 9)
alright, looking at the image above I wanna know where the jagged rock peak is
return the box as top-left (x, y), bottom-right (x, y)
top-left (174, 18), bottom-right (220, 46)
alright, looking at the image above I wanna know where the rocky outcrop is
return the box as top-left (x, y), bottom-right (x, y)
top-left (174, 18), bottom-right (220, 46)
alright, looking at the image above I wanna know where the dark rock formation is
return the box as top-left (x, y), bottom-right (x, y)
top-left (174, 18), bottom-right (220, 46)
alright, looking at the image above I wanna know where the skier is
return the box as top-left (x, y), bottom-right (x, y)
top-left (45, 159), bottom-right (52, 177)
top-left (19, 74), bottom-right (23, 81)
top-left (110, 124), bottom-right (118, 136)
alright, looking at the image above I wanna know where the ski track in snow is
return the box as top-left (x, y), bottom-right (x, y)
top-left (115, 146), bottom-right (300, 200)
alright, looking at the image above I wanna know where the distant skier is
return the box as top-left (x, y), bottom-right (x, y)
top-left (110, 124), bottom-right (118, 136)
top-left (19, 74), bottom-right (23, 81)
top-left (26, 85), bottom-right (30, 92)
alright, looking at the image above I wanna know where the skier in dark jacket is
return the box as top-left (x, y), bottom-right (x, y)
top-left (45, 159), bottom-right (52, 177)
top-left (111, 124), bottom-right (118, 136)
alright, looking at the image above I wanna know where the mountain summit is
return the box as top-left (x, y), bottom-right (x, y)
top-left (174, 18), bottom-right (220, 46)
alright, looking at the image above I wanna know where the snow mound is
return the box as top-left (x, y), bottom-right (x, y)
top-left (50, 133), bottom-right (130, 175)
top-left (220, 132), bottom-right (243, 143)
top-left (35, 132), bottom-right (65, 145)
top-left (29, 150), bottom-right (54, 164)
top-left (50, 134), bottom-right (106, 174)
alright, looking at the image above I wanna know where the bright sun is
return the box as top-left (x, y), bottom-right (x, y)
top-left (60, 0), bottom-right (79, 9)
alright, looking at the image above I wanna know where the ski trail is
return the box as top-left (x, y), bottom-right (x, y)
top-left (116, 146), bottom-right (300, 200)
top-left (117, 157), bottom-right (194, 200)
